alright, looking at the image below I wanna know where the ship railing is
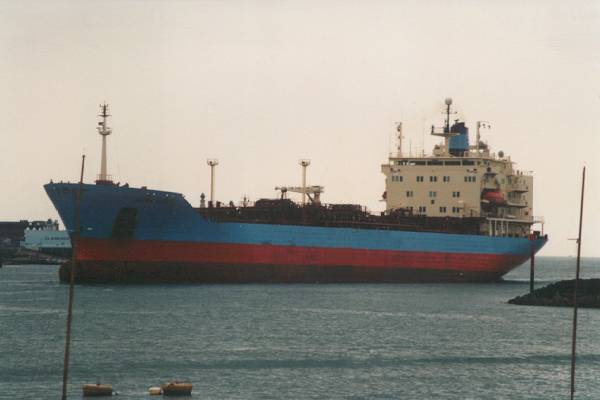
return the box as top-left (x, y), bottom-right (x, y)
top-left (482, 181), bottom-right (498, 190)
top-left (532, 216), bottom-right (545, 224)
top-left (486, 216), bottom-right (545, 237)
top-left (505, 198), bottom-right (528, 208)
top-left (532, 216), bottom-right (546, 235)
top-left (508, 182), bottom-right (529, 192)
top-left (96, 174), bottom-right (113, 181)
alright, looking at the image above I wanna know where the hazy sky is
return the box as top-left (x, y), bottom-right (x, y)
top-left (1, 0), bottom-right (598, 256)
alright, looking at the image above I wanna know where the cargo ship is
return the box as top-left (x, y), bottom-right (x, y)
top-left (45, 100), bottom-right (547, 283)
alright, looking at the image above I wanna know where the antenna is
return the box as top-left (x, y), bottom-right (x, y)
top-left (422, 123), bottom-right (425, 157)
top-left (396, 122), bottom-right (403, 158)
top-left (444, 97), bottom-right (453, 132)
top-left (96, 103), bottom-right (113, 183)
top-left (476, 121), bottom-right (490, 153)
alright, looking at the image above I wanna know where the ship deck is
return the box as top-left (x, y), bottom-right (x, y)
top-left (194, 200), bottom-right (488, 236)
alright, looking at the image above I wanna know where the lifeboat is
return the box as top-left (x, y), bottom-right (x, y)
top-left (82, 383), bottom-right (113, 397)
top-left (161, 380), bottom-right (193, 396)
top-left (481, 190), bottom-right (506, 205)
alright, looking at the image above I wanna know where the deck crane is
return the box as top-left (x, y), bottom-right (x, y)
top-left (275, 185), bottom-right (324, 205)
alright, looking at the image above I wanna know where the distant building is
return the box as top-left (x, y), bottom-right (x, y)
top-left (0, 220), bottom-right (29, 248)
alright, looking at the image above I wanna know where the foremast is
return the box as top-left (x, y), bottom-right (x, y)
top-left (96, 103), bottom-right (113, 184)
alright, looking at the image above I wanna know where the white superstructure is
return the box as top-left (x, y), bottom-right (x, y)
top-left (381, 99), bottom-right (543, 238)
top-left (21, 219), bottom-right (71, 251)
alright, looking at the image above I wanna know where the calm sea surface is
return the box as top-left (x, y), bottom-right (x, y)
top-left (2, 257), bottom-right (600, 399)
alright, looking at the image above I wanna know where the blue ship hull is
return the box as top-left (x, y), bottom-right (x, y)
top-left (45, 182), bottom-right (547, 283)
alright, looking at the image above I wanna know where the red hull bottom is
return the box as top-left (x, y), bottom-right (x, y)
top-left (62, 238), bottom-right (531, 283)
top-left (59, 261), bottom-right (517, 284)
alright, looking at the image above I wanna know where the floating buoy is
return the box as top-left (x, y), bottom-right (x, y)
top-left (82, 383), bottom-right (113, 397)
top-left (148, 386), bottom-right (162, 395)
top-left (161, 380), bottom-right (192, 396)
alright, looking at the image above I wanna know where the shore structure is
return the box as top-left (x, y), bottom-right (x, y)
top-left (0, 219), bottom-right (70, 264)
top-left (46, 100), bottom-right (546, 283)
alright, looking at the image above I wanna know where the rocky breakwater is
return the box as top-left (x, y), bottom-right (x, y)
top-left (509, 279), bottom-right (600, 308)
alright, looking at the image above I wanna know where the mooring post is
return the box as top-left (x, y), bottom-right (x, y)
top-left (61, 154), bottom-right (85, 400)
top-left (570, 166), bottom-right (586, 400)
top-left (530, 240), bottom-right (535, 294)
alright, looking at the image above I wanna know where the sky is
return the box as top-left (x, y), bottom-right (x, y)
top-left (1, 0), bottom-right (598, 256)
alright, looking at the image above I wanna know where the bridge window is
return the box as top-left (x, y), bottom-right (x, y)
top-left (427, 160), bottom-right (443, 166)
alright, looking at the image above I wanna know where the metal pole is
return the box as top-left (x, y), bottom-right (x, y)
top-left (570, 166), bottom-right (586, 400)
top-left (530, 240), bottom-right (535, 294)
top-left (302, 165), bottom-right (306, 205)
top-left (476, 121), bottom-right (480, 153)
top-left (210, 165), bottom-right (215, 203)
top-left (100, 135), bottom-right (107, 179)
top-left (207, 159), bottom-right (218, 204)
top-left (299, 160), bottom-right (310, 206)
top-left (529, 239), bottom-right (535, 294)
top-left (61, 154), bottom-right (85, 400)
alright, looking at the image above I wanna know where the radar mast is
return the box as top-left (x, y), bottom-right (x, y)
top-left (430, 98), bottom-right (459, 156)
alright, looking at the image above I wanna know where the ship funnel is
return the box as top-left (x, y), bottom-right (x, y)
top-left (448, 121), bottom-right (469, 157)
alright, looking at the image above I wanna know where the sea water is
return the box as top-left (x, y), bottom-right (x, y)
top-left (1, 257), bottom-right (600, 399)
